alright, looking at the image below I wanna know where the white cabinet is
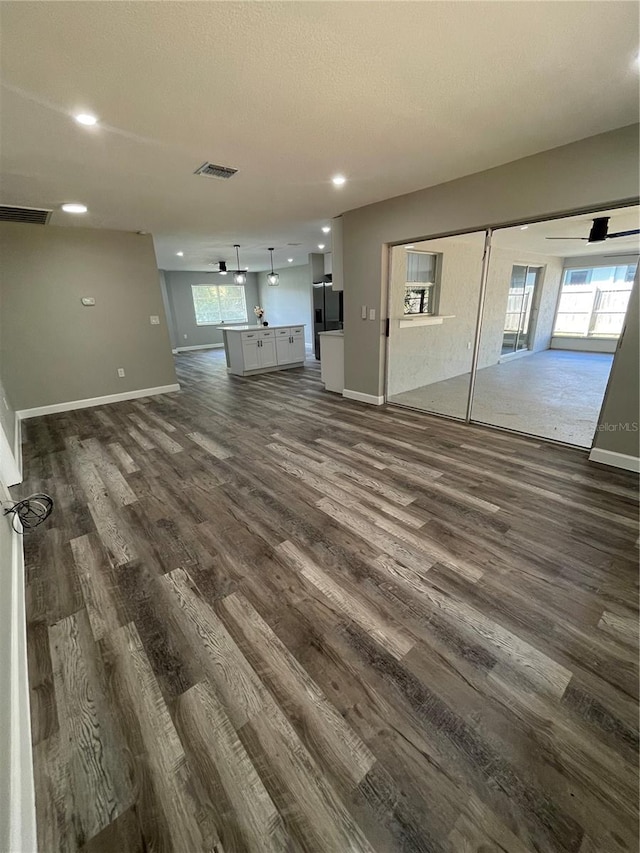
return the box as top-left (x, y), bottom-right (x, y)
top-left (242, 329), bottom-right (276, 369)
top-left (221, 325), bottom-right (306, 376)
top-left (319, 331), bottom-right (344, 393)
top-left (275, 327), bottom-right (305, 365)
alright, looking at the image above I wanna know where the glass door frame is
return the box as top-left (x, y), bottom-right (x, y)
top-left (383, 198), bottom-right (638, 446)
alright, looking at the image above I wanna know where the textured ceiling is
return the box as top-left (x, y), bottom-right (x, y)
top-left (1, 1), bottom-right (639, 271)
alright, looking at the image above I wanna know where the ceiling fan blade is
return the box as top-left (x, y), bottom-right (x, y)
top-left (607, 229), bottom-right (640, 239)
top-left (545, 237), bottom-right (589, 240)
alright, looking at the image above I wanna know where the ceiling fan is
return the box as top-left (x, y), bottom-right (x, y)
top-left (546, 216), bottom-right (640, 244)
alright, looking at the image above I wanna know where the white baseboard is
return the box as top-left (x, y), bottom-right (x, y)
top-left (13, 415), bottom-right (22, 482)
top-left (0, 419), bottom-right (21, 487)
top-left (588, 447), bottom-right (640, 473)
top-left (342, 389), bottom-right (385, 406)
top-left (173, 344), bottom-right (224, 353)
top-left (16, 383), bottom-right (181, 420)
top-left (0, 489), bottom-right (36, 853)
top-left (8, 521), bottom-right (36, 853)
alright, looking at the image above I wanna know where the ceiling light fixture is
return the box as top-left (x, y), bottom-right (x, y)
top-left (233, 245), bottom-right (246, 285)
top-left (405, 244), bottom-right (415, 249)
top-left (287, 258), bottom-right (293, 263)
top-left (61, 203), bottom-right (87, 214)
top-left (322, 226), bottom-right (331, 233)
top-left (74, 113), bottom-right (98, 126)
top-left (520, 226), bottom-right (529, 230)
top-left (267, 248), bottom-right (279, 286)
top-left (176, 251), bottom-right (184, 256)
top-left (332, 175), bottom-right (346, 186)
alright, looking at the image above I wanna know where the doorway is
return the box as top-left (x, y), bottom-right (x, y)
top-left (385, 203), bottom-right (639, 448)
top-left (501, 265), bottom-right (542, 356)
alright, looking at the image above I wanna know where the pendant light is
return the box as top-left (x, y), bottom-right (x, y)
top-left (233, 245), bottom-right (246, 285)
top-left (267, 248), bottom-right (279, 286)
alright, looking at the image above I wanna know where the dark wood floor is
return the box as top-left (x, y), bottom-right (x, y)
top-left (15, 349), bottom-right (639, 852)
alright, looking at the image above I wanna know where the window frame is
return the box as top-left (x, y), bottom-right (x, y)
top-left (191, 283), bottom-right (248, 326)
top-left (552, 262), bottom-right (636, 340)
top-left (403, 250), bottom-right (441, 317)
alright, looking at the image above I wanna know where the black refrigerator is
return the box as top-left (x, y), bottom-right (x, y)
top-left (313, 278), bottom-right (343, 359)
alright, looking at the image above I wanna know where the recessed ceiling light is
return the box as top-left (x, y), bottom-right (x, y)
top-left (318, 244), bottom-right (325, 250)
top-left (176, 251), bottom-right (184, 256)
top-left (332, 175), bottom-right (346, 186)
top-left (61, 203), bottom-right (87, 214)
top-left (74, 113), bottom-right (98, 126)
top-left (322, 226), bottom-right (331, 233)
top-left (287, 258), bottom-right (293, 263)
top-left (405, 244), bottom-right (415, 249)
top-left (520, 226), bottom-right (529, 230)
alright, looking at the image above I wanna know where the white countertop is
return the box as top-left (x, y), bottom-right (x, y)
top-left (318, 330), bottom-right (344, 337)
top-left (217, 323), bottom-right (305, 332)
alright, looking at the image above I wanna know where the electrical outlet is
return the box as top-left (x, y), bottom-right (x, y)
top-left (467, 341), bottom-right (472, 350)
top-left (150, 315), bottom-right (160, 325)
top-left (369, 308), bottom-right (376, 321)
top-left (117, 368), bottom-right (125, 378)
top-left (183, 334), bottom-right (188, 339)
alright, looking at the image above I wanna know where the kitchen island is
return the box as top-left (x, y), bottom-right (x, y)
top-left (218, 324), bottom-right (306, 376)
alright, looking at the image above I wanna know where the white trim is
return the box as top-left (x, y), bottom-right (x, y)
top-left (0, 421), bottom-right (21, 487)
top-left (342, 389), bottom-right (385, 406)
top-left (398, 314), bottom-right (455, 329)
top-left (588, 447), bottom-right (640, 473)
top-left (7, 521), bottom-right (36, 853)
top-left (17, 384), bottom-right (181, 420)
top-left (172, 344), bottom-right (224, 353)
top-left (13, 416), bottom-right (22, 482)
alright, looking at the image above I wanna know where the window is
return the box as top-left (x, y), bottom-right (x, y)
top-left (553, 263), bottom-right (636, 338)
top-left (404, 251), bottom-right (440, 315)
top-left (191, 284), bottom-right (248, 325)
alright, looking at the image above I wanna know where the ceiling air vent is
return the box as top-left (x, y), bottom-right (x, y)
top-left (0, 205), bottom-right (52, 225)
top-left (194, 162), bottom-right (238, 180)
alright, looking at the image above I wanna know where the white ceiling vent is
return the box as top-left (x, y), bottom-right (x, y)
top-left (0, 205), bottom-right (52, 225)
top-left (194, 162), bottom-right (238, 180)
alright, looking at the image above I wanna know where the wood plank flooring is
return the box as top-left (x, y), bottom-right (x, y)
top-left (14, 348), bottom-right (639, 852)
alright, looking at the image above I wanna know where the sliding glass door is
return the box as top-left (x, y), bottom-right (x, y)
top-left (385, 231), bottom-right (487, 420)
top-left (386, 203), bottom-right (638, 447)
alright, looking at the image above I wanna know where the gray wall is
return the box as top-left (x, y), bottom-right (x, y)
top-left (341, 124), bottom-right (640, 400)
top-left (0, 276), bottom-right (16, 448)
top-left (162, 270), bottom-right (259, 349)
top-left (257, 264), bottom-right (313, 345)
top-left (592, 271), bottom-right (639, 458)
top-left (0, 223), bottom-right (177, 410)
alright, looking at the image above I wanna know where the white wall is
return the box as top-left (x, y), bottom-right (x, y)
top-left (387, 236), bottom-right (563, 396)
top-left (257, 264), bottom-right (313, 345)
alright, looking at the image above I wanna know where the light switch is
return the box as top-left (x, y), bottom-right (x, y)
top-left (81, 297), bottom-right (96, 306)
top-left (150, 315), bottom-right (160, 325)
top-left (369, 308), bottom-right (376, 321)
top-left (361, 305), bottom-right (367, 320)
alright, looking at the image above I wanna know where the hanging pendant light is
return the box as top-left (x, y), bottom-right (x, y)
top-left (233, 245), bottom-right (246, 285)
top-left (267, 248), bottom-right (279, 286)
